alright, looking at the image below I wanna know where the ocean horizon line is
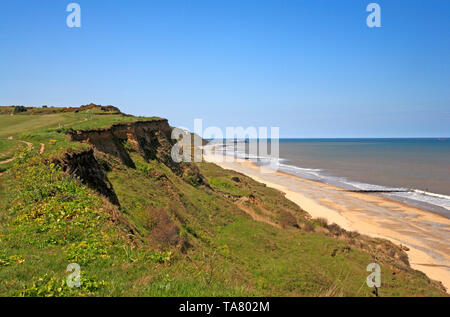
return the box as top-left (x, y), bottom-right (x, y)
top-left (205, 137), bottom-right (450, 140)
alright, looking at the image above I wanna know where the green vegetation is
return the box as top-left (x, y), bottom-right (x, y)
top-left (0, 105), bottom-right (447, 297)
top-left (0, 139), bottom-right (23, 162)
top-left (0, 105), bottom-right (162, 161)
top-left (208, 176), bottom-right (250, 197)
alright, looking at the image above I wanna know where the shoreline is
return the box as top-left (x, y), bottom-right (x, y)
top-left (276, 169), bottom-right (450, 222)
top-left (203, 153), bottom-right (450, 293)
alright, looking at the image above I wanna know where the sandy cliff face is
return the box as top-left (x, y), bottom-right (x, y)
top-left (67, 120), bottom-right (173, 169)
top-left (64, 119), bottom-right (208, 205)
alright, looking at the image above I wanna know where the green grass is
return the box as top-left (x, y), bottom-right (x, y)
top-left (0, 111), bottom-right (160, 138)
top-left (0, 139), bottom-right (23, 161)
top-left (0, 111), bottom-right (162, 169)
top-left (1, 153), bottom-right (443, 296)
top-left (66, 115), bottom-right (162, 131)
top-left (208, 177), bottom-right (251, 197)
top-left (0, 107), bottom-right (447, 297)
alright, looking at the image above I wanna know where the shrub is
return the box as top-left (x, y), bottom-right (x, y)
top-left (302, 222), bottom-right (315, 232)
top-left (148, 208), bottom-right (184, 248)
top-left (327, 223), bottom-right (345, 236)
top-left (279, 211), bottom-right (299, 228)
top-left (316, 217), bottom-right (328, 227)
top-left (13, 106), bottom-right (27, 114)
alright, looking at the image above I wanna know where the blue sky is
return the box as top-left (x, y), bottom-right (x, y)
top-left (0, 0), bottom-right (449, 137)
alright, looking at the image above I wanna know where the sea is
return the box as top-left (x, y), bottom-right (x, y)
top-left (208, 138), bottom-right (450, 218)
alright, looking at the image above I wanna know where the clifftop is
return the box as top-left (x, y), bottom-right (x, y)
top-left (0, 103), bottom-right (123, 115)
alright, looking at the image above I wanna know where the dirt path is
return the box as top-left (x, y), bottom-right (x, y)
top-left (235, 197), bottom-right (281, 228)
top-left (20, 140), bottom-right (32, 150)
top-left (2, 117), bottom-right (88, 163)
top-left (0, 140), bottom-right (33, 165)
top-left (0, 157), bottom-right (15, 164)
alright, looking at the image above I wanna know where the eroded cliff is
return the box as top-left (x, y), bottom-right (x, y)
top-left (64, 119), bottom-right (208, 205)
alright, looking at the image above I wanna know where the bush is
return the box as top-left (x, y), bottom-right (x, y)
top-left (316, 217), bottom-right (328, 227)
top-left (13, 106), bottom-right (27, 114)
top-left (148, 208), bottom-right (185, 248)
top-left (279, 211), bottom-right (299, 228)
top-left (302, 222), bottom-right (315, 232)
top-left (327, 223), bottom-right (345, 236)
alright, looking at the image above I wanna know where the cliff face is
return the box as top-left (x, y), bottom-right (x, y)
top-left (58, 149), bottom-right (120, 205)
top-left (64, 119), bottom-right (208, 204)
top-left (67, 120), bottom-right (173, 169)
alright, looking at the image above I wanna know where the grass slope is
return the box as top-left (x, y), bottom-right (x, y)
top-left (0, 107), bottom-right (447, 297)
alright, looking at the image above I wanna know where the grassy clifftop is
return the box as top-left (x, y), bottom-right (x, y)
top-left (0, 106), bottom-right (447, 296)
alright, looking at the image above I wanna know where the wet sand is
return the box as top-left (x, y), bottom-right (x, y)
top-left (204, 153), bottom-right (450, 293)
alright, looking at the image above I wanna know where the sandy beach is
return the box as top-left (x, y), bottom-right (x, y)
top-left (204, 152), bottom-right (450, 293)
